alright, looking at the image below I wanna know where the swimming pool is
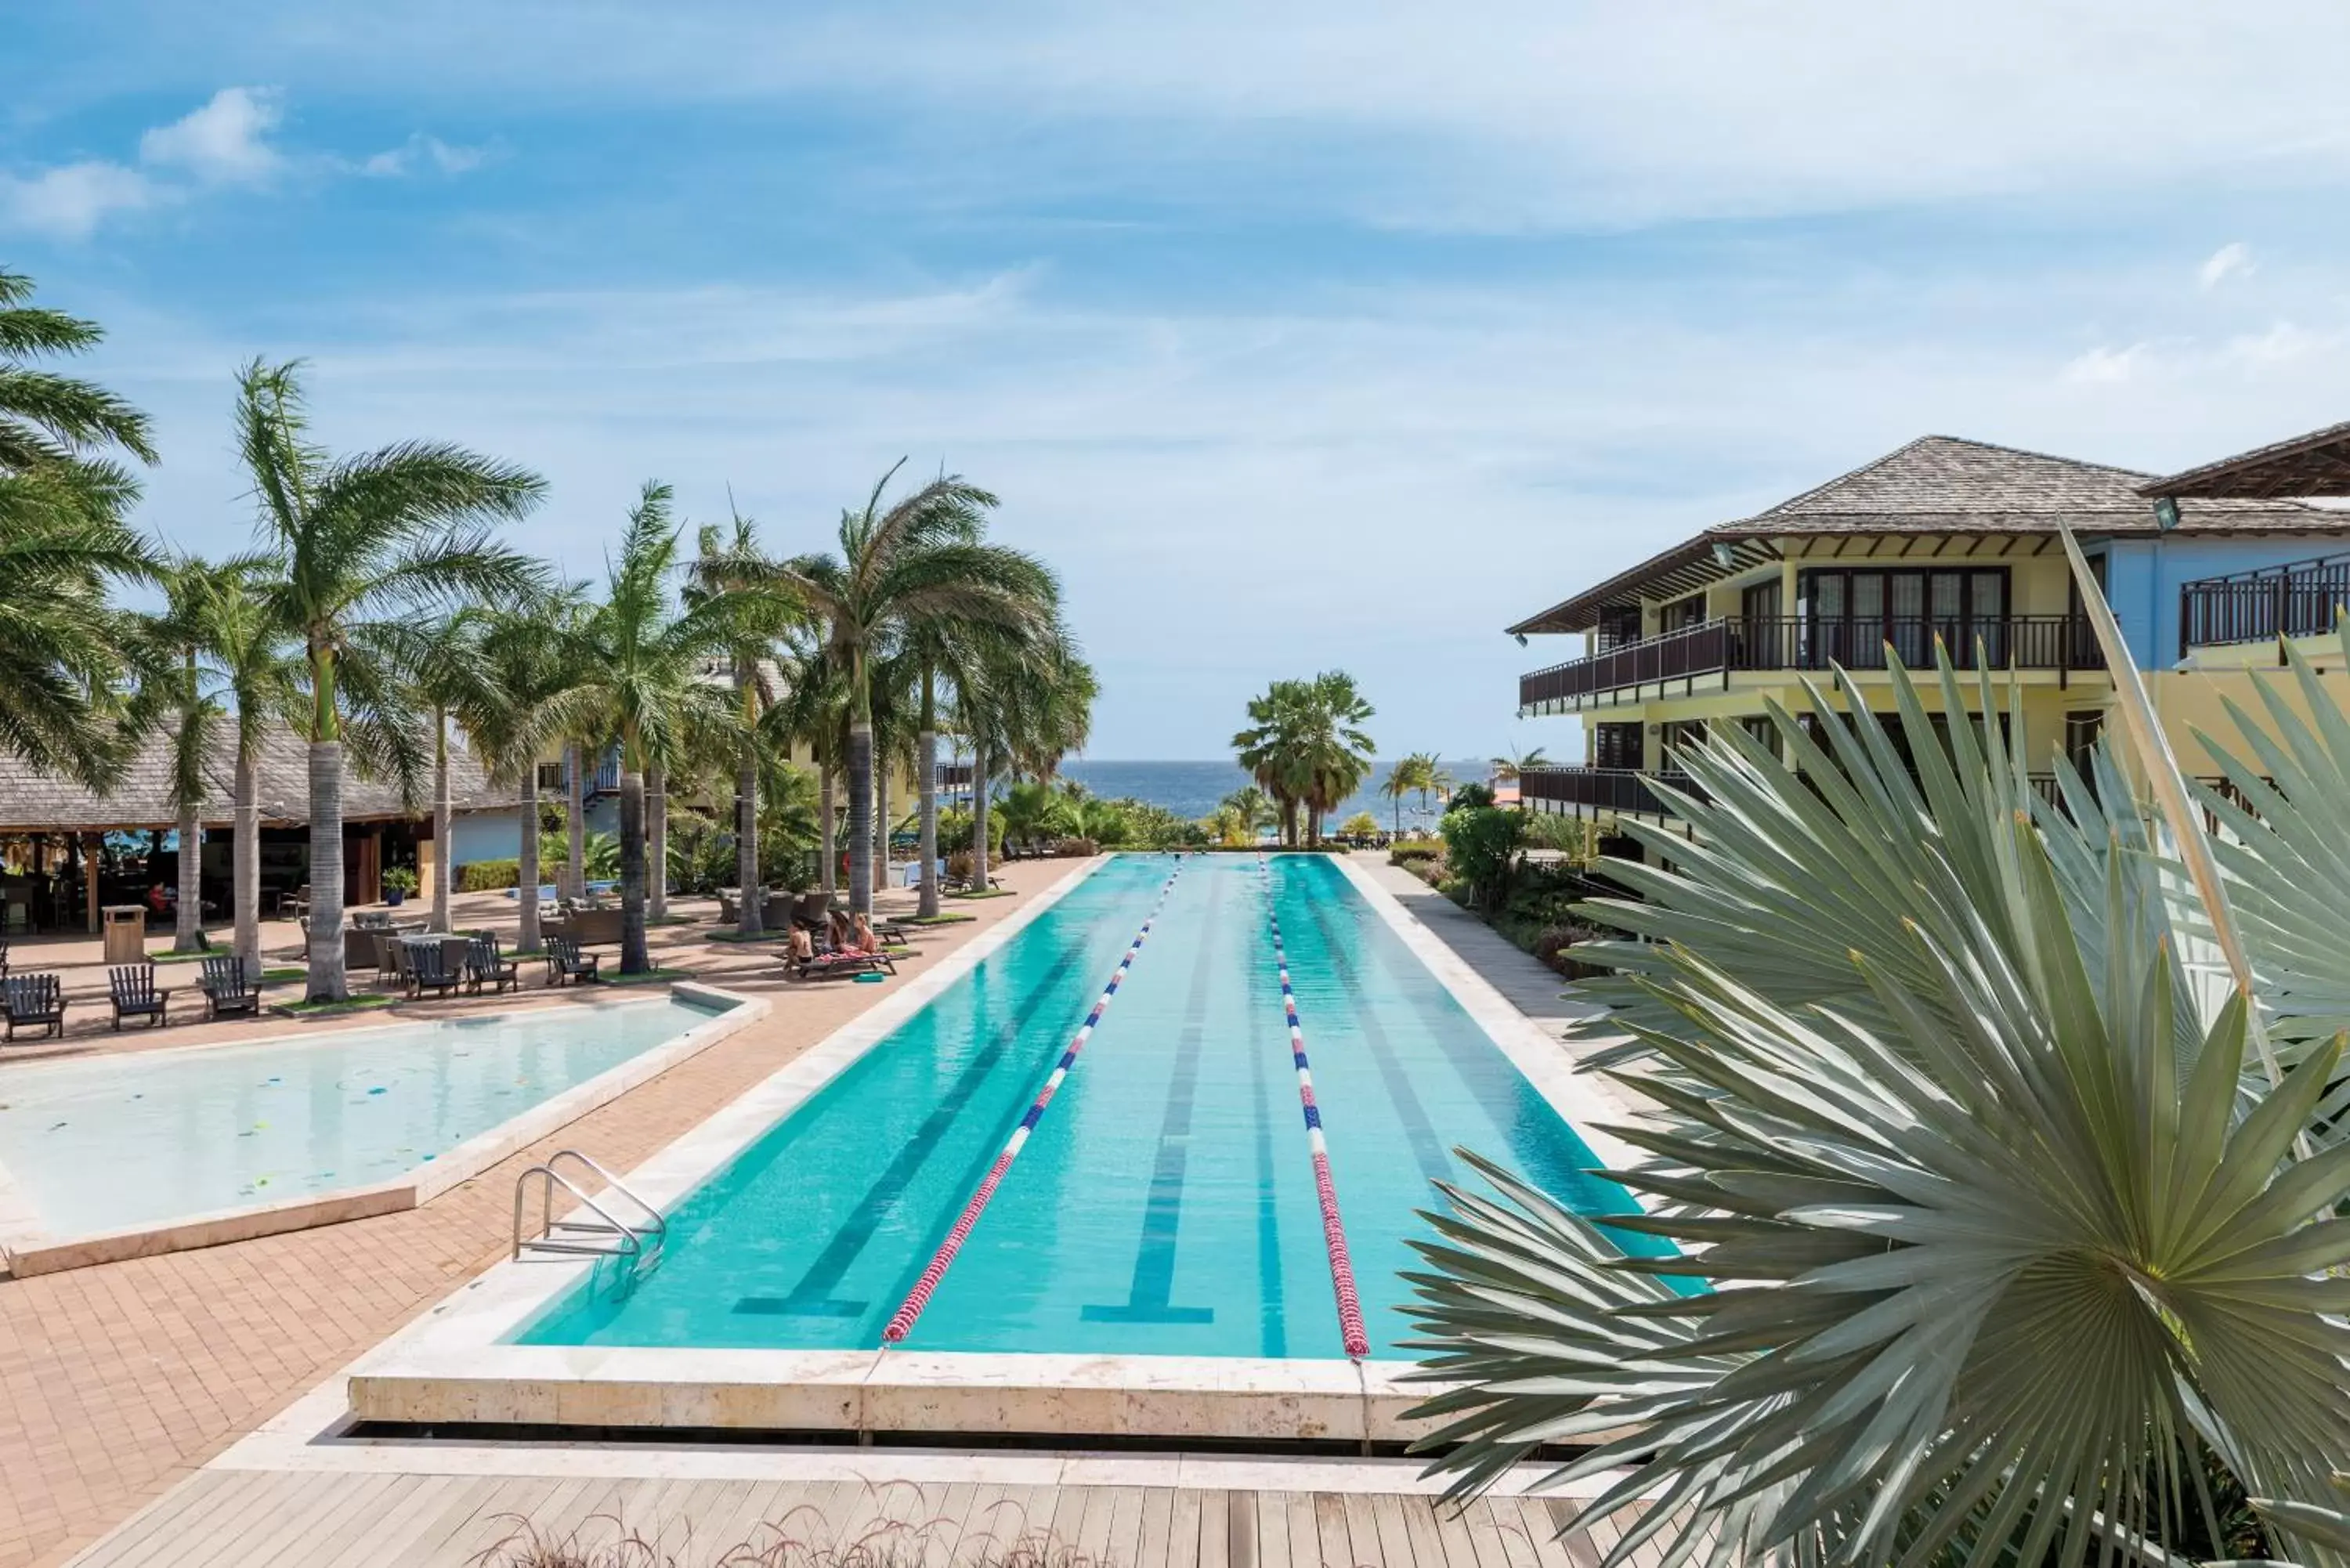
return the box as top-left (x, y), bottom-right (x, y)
top-left (515, 855), bottom-right (1640, 1362)
top-left (0, 992), bottom-right (751, 1274)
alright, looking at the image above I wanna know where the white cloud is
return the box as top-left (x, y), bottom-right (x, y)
top-left (2225, 320), bottom-right (2329, 367)
top-left (2198, 241), bottom-right (2254, 291)
top-left (2061, 343), bottom-right (2153, 385)
top-left (361, 133), bottom-right (490, 178)
top-left (0, 160), bottom-right (157, 239)
top-left (137, 86), bottom-right (282, 184)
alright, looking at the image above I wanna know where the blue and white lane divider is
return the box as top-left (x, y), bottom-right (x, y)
top-left (884, 858), bottom-right (1187, 1346)
top-left (1257, 854), bottom-right (1372, 1360)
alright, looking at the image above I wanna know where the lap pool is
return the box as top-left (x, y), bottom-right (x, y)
top-left (0, 994), bottom-right (741, 1273)
top-left (513, 854), bottom-right (1643, 1362)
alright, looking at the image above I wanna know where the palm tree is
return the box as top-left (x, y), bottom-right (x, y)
top-left (767, 463), bottom-right (1054, 916)
top-left (0, 269), bottom-right (158, 783)
top-left (1376, 757), bottom-right (1426, 836)
top-left (567, 483), bottom-right (742, 974)
top-left (1234, 680), bottom-right (1311, 845)
top-left (135, 555), bottom-right (244, 952)
top-left (237, 359), bottom-right (545, 1002)
top-left (205, 567), bottom-right (302, 977)
top-left (1486, 745), bottom-right (1548, 783)
top-left (378, 610), bottom-right (494, 934)
top-left (689, 512), bottom-right (801, 936)
top-left (1219, 784), bottom-right (1275, 842)
top-left (1295, 670), bottom-right (1376, 846)
top-left (1404, 645), bottom-right (2350, 1567)
top-left (462, 598), bottom-right (593, 954)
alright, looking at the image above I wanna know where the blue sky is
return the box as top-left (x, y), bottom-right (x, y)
top-left (9, 3), bottom-right (2350, 759)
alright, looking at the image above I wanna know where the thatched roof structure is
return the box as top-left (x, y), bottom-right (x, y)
top-left (0, 725), bottom-right (510, 835)
top-left (1510, 435), bottom-right (2332, 634)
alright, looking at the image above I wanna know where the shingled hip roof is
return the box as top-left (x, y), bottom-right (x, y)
top-left (0, 725), bottom-right (512, 834)
top-left (1509, 435), bottom-right (2333, 634)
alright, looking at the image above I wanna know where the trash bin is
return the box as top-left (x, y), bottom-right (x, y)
top-left (102, 904), bottom-right (148, 966)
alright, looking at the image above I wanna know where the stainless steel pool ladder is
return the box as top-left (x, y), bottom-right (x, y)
top-left (512, 1149), bottom-right (667, 1263)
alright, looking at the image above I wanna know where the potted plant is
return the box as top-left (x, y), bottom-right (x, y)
top-left (381, 866), bottom-right (418, 907)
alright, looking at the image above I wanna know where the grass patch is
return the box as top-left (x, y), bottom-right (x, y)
top-left (149, 948), bottom-right (225, 964)
top-left (902, 912), bottom-right (976, 927)
top-left (270, 995), bottom-right (397, 1017)
top-left (947, 887), bottom-right (1015, 900)
top-left (601, 966), bottom-right (696, 987)
top-left (259, 966), bottom-right (305, 983)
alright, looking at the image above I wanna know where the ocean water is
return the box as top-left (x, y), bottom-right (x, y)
top-left (1054, 758), bottom-right (1488, 829)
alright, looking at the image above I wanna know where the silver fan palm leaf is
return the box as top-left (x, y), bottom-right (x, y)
top-left (1405, 649), bottom-right (2350, 1568)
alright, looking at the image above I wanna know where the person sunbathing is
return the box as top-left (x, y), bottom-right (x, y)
top-left (851, 913), bottom-right (880, 954)
top-left (788, 926), bottom-right (815, 962)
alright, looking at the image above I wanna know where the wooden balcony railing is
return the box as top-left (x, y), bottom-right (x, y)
top-left (2179, 551), bottom-right (2350, 652)
top-left (1519, 616), bottom-right (2102, 710)
top-left (1517, 767), bottom-right (1701, 818)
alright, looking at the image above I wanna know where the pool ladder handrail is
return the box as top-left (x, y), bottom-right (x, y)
top-left (512, 1149), bottom-right (668, 1263)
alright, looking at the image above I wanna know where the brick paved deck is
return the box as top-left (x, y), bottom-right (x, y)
top-left (0, 865), bottom-right (1070, 1568)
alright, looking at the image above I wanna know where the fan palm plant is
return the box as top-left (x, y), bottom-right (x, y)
top-left (765, 462), bottom-right (1054, 916)
top-left (1296, 670), bottom-right (1377, 845)
top-left (566, 483), bottom-right (744, 973)
top-left (237, 359), bottom-right (544, 1000)
top-left (0, 269), bottom-right (158, 783)
top-left (1403, 645), bottom-right (2350, 1568)
top-left (1488, 744), bottom-right (1548, 783)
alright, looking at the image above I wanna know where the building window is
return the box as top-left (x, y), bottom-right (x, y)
top-left (1798, 566), bottom-right (2012, 668)
top-left (1659, 720), bottom-right (1707, 762)
top-left (1737, 714), bottom-right (1777, 757)
top-left (536, 761), bottom-right (565, 792)
top-left (1660, 594), bottom-right (1708, 632)
top-left (1593, 607), bottom-right (1642, 652)
top-left (1593, 722), bottom-right (1642, 771)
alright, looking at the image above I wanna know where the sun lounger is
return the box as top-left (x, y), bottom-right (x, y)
top-left (2, 974), bottom-right (67, 1041)
top-left (107, 963), bottom-right (171, 1030)
top-left (786, 943), bottom-right (897, 982)
top-left (198, 956), bottom-right (260, 1020)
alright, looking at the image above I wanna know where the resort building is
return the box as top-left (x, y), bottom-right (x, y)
top-left (1508, 434), bottom-right (2350, 840)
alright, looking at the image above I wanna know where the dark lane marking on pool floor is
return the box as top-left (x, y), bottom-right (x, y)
top-left (731, 935), bottom-right (1095, 1319)
top-left (1082, 872), bottom-right (1223, 1326)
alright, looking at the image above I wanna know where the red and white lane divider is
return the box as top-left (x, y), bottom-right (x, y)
top-left (882, 858), bottom-right (1188, 1346)
top-left (1257, 855), bottom-right (1372, 1360)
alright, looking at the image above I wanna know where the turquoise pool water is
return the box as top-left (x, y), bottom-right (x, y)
top-left (522, 855), bottom-right (1639, 1360)
top-left (0, 997), bottom-right (723, 1237)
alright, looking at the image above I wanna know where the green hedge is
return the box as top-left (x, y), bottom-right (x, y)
top-left (458, 859), bottom-right (521, 892)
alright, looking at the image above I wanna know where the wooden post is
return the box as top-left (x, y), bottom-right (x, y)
top-left (84, 832), bottom-right (100, 934)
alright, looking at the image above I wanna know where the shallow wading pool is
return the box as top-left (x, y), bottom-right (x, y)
top-left (351, 857), bottom-right (1650, 1442)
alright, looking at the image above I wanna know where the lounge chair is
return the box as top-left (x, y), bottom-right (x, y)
top-left (107, 963), bottom-right (172, 1030)
top-left (0, 934), bottom-right (9, 979)
top-left (545, 935), bottom-right (601, 986)
top-left (198, 956), bottom-right (260, 1021)
top-left (2, 974), bottom-right (66, 1041)
top-left (404, 940), bottom-right (465, 1000)
top-left (786, 940), bottom-right (896, 982)
top-left (466, 933), bottom-right (520, 995)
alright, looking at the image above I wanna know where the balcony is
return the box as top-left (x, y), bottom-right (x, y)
top-left (1519, 615), bottom-right (2103, 711)
top-left (2178, 551), bottom-right (2350, 653)
top-left (1518, 766), bottom-right (1701, 819)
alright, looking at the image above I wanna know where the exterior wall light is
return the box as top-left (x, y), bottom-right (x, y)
top-left (2152, 496), bottom-right (2182, 530)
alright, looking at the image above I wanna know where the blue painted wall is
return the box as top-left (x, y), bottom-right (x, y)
top-left (2093, 533), bottom-right (2341, 667)
top-left (447, 799), bottom-right (619, 867)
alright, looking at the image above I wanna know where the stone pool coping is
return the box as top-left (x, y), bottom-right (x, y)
top-left (0, 983), bottom-right (767, 1277)
top-left (344, 853), bottom-right (1657, 1443)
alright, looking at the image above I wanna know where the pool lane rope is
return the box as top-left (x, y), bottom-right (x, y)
top-left (883, 858), bottom-right (1188, 1346)
top-left (1257, 854), bottom-right (1372, 1360)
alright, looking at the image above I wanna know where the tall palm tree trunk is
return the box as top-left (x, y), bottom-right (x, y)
top-left (430, 708), bottom-right (453, 933)
top-left (736, 746), bottom-right (761, 936)
top-left (874, 757), bottom-right (891, 896)
top-left (648, 761), bottom-right (668, 921)
top-left (847, 721), bottom-right (873, 917)
top-left (517, 772), bottom-right (543, 954)
top-left (820, 763), bottom-right (837, 897)
top-left (619, 765), bottom-right (649, 974)
top-left (306, 739), bottom-right (348, 1002)
top-left (233, 745), bottom-right (260, 980)
top-left (173, 803), bottom-right (205, 952)
top-left (566, 741), bottom-right (586, 898)
top-left (971, 748), bottom-right (991, 891)
top-left (917, 670), bottom-right (939, 919)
